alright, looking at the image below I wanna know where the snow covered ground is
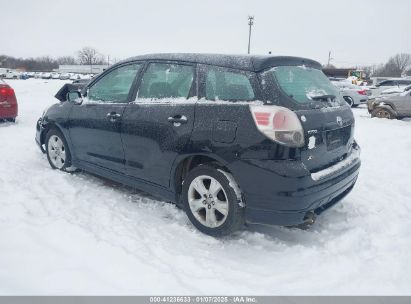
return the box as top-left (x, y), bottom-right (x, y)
top-left (1, 79), bottom-right (410, 295)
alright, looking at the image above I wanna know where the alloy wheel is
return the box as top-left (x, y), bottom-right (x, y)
top-left (188, 175), bottom-right (229, 228)
top-left (47, 135), bottom-right (66, 169)
top-left (376, 109), bottom-right (391, 119)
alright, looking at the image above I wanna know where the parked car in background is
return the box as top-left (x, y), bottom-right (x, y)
top-left (0, 80), bottom-right (18, 122)
top-left (36, 53), bottom-right (360, 236)
top-left (332, 81), bottom-right (369, 107)
top-left (70, 74), bottom-right (80, 81)
top-left (51, 73), bottom-right (60, 79)
top-left (3, 71), bottom-right (19, 79)
top-left (380, 84), bottom-right (411, 96)
top-left (368, 89), bottom-right (411, 119)
top-left (59, 73), bottom-right (71, 80)
top-left (41, 73), bottom-right (52, 79)
top-left (19, 73), bottom-right (29, 80)
top-left (368, 79), bottom-right (411, 97)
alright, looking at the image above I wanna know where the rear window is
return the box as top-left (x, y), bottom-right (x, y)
top-left (272, 66), bottom-right (341, 104)
top-left (205, 67), bottom-right (255, 101)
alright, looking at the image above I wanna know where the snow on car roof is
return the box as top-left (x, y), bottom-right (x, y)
top-left (117, 53), bottom-right (322, 72)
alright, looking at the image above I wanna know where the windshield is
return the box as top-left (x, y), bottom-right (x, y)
top-left (271, 66), bottom-right (343, 105)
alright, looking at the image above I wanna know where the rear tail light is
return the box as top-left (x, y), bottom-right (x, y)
top-left (357, 90), bottom-right (367, 96)
top-left (0, 87), bottom-right (15, 97)
top-left (250, 105), bottom-right (305, 147)
top-left (0, 86), bottom-right (16, 103)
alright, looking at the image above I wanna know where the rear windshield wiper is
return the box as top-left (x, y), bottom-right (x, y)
top-left (311, 94), bottom-right (336, 101)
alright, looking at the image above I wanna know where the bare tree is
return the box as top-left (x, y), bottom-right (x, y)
top-left (57, 56), bottom-right (77, 65)
top-left (77, 47), bottom-right (104, 65)
top-left (392, 53), bottom-right (411, 75)
top-left (372, 54), bottom-right (411, 77)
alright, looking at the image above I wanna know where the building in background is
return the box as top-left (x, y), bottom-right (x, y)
top-left (58, 65), bottom-right (109, 74)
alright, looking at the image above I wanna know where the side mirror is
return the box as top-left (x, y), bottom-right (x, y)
top-left (67, 91), bottom-right (83, 105)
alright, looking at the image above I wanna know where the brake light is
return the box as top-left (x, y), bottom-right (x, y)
top-left (0, 87), bottom-right (15, 97)
top-left (250, 105), bottom-right (305, 147)
top-left (357, 90), bottom-right (367, 96)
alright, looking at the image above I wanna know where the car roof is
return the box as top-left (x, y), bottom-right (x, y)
top-left (117, 53), bottom-right (322, 72)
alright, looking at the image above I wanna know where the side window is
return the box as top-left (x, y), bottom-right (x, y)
top-left (137, 63), bottom-right (194, 99)
top-left (205, 67), bottom-right (255, 101)
top-left (88, 64), bottom-right (141, 103)
top-left (398, 80), bottom-right (411, 85)
top-left (379, 81), bottom-right (394, 87)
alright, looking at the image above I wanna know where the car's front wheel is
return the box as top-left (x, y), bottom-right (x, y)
top-left (371, 107), bottom-right (396, 119)
top-left (45, 129), bottom-right (74, 171)
top-left (182, 165), bottom-right (244, 237)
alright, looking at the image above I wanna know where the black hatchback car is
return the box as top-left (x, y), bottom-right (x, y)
top-left (36, 53), bottom-right (361, 236)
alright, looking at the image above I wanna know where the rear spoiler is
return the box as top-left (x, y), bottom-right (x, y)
top-left (54, 83), bottom-right (85, 102)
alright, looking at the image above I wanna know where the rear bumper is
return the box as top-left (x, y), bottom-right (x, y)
top-left (229, 144), bottom-right (361, 226)
top-left (0, 103), bottom-right (18, 118)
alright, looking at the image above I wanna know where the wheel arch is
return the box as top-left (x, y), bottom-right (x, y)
top-left (372, 104), bottom-right (397, 117)
top-left (40, 120), bottom-right (74, 158)
top-left (171, 154), bottom-right (236, 202)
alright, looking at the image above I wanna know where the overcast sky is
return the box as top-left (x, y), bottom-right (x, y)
top-left (2, 0), bottom-right (410, 67)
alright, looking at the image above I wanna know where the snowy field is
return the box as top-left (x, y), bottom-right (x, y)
top-left (0, 79), bottom-right (410, 295)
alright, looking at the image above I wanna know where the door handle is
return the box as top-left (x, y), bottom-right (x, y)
top-left (168, 115), bottom-right (188, 125)
top-left (106, 112), bottom-right (121, 123)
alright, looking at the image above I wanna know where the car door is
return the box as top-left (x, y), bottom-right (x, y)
top-left (121, 61), bottom-right (196, 187)
top-left (396, 92), bottom-right (411, 116)
top-left (68, 63), bottom-right (142, 173)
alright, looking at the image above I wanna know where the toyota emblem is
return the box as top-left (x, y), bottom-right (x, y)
top-left (336, 116), bottom-right (343, 126)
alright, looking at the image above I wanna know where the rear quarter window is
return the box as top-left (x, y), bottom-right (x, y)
top-left (204, 67), bottom-right (255, 101)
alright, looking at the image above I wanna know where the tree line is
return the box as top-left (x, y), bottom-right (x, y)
top-left (0, 47), bottom-right (106, 72)
top-left (364, 53), bottom-right (411, 77)
top-left (2, 48), bottom-right (410, 77)
top-left (325, 53), bottom-right (411, 78)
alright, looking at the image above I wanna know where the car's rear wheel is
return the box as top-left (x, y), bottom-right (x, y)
top-left (45, 129), bottom-right (75, 171)
top-left (343, 96), bottom-right (354, 107)
top-left (371, 107), bottom-right (396, 119)
top-left (182, 165), bottom-right (244, 237)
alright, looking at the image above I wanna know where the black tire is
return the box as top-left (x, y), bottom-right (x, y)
top-left (182, 164), bottom-right (245, 237)
top-left (343, 96), bottom-right (354, 107)
top-left (45, 128), bottom-right (74, 171)
top-left (6, 118), bottom-right (16, 123)
top-left (371, 107), bottom-right (396, 119)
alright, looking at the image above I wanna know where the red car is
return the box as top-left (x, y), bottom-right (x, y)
top-left (0, 79), bottom-right (18, 122)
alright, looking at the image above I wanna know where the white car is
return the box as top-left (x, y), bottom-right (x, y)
top-left (59, 73), bottom-right (71, 80)
top-left (368, 79), bottom-right (411, 97)
top-left (70, 74), bottom-right (80, 80)
top-left (332, 81), bottom-right (369, 107)
top-left (380, 85), bottom-right (411, 96)
top-left (51, 73), bottom-right (60, 79)
top-left (3, 71), bottom-right (19, 79)
top-left (41, 73), bottom-right (52, 79)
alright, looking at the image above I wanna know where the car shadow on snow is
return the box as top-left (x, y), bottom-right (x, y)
top-left (0, 119), bottom-right (17, 126)
top-left (67, 168), bottom-right (355, 247)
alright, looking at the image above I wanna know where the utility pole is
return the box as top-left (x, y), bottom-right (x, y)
top-left (247, 16), bottom-right (254, 54)
top-left (327, 51), bottom-right (332, 67)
